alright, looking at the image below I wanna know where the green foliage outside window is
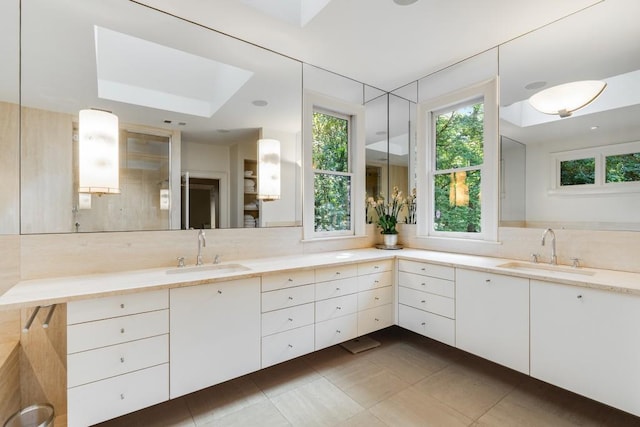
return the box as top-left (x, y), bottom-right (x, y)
top-left (605, 153), bottom-right (640, 183)
top-left (312, 111), bottom-right (351, 232)
top-left (433, 102), bottom-right (484, 233)
top-left (560, 158), bottom-right (595, 186)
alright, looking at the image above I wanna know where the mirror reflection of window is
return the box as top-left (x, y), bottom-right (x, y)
top-left (560, 158), bottom-right (595, 186)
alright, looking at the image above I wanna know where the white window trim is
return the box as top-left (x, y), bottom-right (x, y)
top-left (303, 90), bottom-right (365, 240)
top-left (416, 78), bottom-right (499, 242)
top-left (549, 140), bottom-right (640, 196)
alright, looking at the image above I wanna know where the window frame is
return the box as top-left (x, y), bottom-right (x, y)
top-left (303, 91), bottom-right (365, 240)
top-left (549, 140), bottom-right (640, 195)
top-left (416, 79), bottom-right (499, 242)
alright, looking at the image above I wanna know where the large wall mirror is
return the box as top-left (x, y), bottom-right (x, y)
top-left (0, 0), bottom-right (20, 235)
top-left (20, 0), bottom-right (302, 233)
top-left (499, 0), bottom-right (640, 231)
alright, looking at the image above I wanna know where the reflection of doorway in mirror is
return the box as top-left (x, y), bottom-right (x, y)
top-left (366, 166), bottom-right (382, 223)
top-left (181, 177), bottom-right (220, 229)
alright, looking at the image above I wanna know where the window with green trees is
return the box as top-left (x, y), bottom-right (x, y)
top-left (432, 101), bottom-right (484, 233)
top-left (312, 109), bottom-right (352, 233)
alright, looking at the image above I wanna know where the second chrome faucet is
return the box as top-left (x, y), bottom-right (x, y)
top-left (541, 228), bottom-right (557, 265)
top-left (196, 229), bottom-right (206, 266)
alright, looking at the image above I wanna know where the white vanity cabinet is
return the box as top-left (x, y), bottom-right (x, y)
top-left (66, 290), bottom-right (169, 427)
top-left (170, 277), bottom-right (260, 399)
top-left (397, 260), bottom-right (455, 346)
top-left (456, 269), bottom-right (529, 374)
top-left (261, 270), bottom-right (316, 367)
top-left (314, 264), bottom-right (359, 350)
top-left (530, 280), bottom-right (640, 417)
top-left (356, 260), bottom-right (394, 335)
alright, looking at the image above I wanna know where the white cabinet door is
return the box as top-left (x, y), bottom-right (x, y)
top-left (531, 280), bottom-right (640, 417)
top-left (456, 269), bottom-right (529, 374)
top-left (170, 277), bottom-right (261, 399)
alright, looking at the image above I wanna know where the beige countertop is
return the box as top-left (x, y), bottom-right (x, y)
top-left (1, 248), bottom-right (639, 310)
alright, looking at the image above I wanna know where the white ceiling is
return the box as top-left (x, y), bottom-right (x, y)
top-left (135, 0), bottom-right (602, 91)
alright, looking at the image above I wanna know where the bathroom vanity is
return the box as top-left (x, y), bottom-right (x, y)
top-left (1, 248), bottom-right (639, 425)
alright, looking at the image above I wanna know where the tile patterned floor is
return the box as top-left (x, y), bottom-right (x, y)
top-left (94, 327), bottom-right (640, 426)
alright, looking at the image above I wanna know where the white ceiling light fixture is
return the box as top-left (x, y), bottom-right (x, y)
top-left (78, 109), bottom-right (120, 195)
top-left (393, 0), bottom-right (419, 5)
top-left (529, 80), bottom-right (607, 118)
top-left (241, 0), bottom-right (332, 27)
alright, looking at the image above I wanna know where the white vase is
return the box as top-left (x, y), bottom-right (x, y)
top-left (383, 233), bottom-right (398, 247)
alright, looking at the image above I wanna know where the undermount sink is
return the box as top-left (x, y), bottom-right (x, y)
top-left (496, 261), bottom-right (595, 276)
top-left (166, 263), bottom-right (251, 275)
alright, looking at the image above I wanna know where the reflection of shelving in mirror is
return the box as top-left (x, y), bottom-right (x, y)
top-left (243, 159), bottom-right (259, 228)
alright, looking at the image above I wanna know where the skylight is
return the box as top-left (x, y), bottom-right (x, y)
top-left (241, 0), bottom-right (332, 27)
top-left (94, 26), bottom-right (253, 118)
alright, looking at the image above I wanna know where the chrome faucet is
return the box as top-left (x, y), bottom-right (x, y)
top-left (541, 228), bottom-right (557, 265)
top-left (196, 229), bottom-right (206, 266)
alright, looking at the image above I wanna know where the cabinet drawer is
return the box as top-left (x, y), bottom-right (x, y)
top-left (68, 334), bottom-right (168, 388)
top-left (315, 293), bottom-right (358, 322)
top-left (68, 309), bottom-right (169, 354)
top-left (358, 286), bottom-right (393, 310)
top-left (262, 270), bottom-right (315, 292)
top-left (398, 260), bottom-right (454, 280)
top-left (261, 324), bottom-right (315, 368)
top-left (358, 304), bottom-right (393, 336)
top-left (398, 271), bottom-right (454, 298)
top-left (67, 290), bottom-right (168, 325)
top-left (315, 277), bottom-right (358, 301)
top-left (315, 313), bottom-right (357, 350)
top-left (315, 264), bottom-right (358, 283)
top-left (357, 259), bottom-right (393, 276)
top-left (398, 304), bottom-right (455, 346)
top-left (262, 303), bottom-right (314, 336)
top-left (67, 363), bottom-right (168, 427)
top-left (398, 287), bottom-right (455, 319)
top-left (262, 284), bottom-right (315, 313)
top-left (357, 270), bottom-right (393, 292)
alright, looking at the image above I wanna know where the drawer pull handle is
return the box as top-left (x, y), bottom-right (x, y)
top-left (288, 344), bottom-right (293, 348)
top-left (421, 322), bottom-right (426, 326)
top-left (120, 303), bottom-right (125, 309)
top-left (288, 278), bottom-right (293, 282)
top-left (485, 279), bottom-right (491, 283)
top-left (577, 295), bottom-right (583, 299)
top-left (120, 394), bottom-right (125, 400)
top-left (288, 296), bottom-right (294, 300)
top-left (120, 357), bottom-right (125, 363)
top-left (288, 318), bottom-right (293, 322)
top-left (375, 318), bottom-right (379, 322)
top-left (421, 283), bottom-right (426, 286)
top-left (374, 280), bottom-right (379, 284)
top-left (336, 306), bottom-right (342, 310)
top-left (375, 297), bottom-right (380, 300)
top-left (421, 267), bottom-right (426, 271)
top-left (421, 300), bottom-right (426, 303)
top-left (218, 290), bottom-right (222, 294)
top-left (336, 287), bottom-right (341, 291)
top-left (336, 329), bottom-right (341, 334)
top-left (336, 272), bottom-right (341, 275)
top-left (120, 328), bottom-right (125, 334)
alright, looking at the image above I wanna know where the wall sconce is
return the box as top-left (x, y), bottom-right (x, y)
top-left (257, 138), bottom-right (281, 201)
top-left (529, 80), bottom-right (607, 118)
top-left (78, 109), bottom-right (120, 194)
top-left (449, 171), bottom-right (469, 207)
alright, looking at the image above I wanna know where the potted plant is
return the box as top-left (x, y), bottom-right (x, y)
top-left (367, 186), bottom-right (406, 247)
